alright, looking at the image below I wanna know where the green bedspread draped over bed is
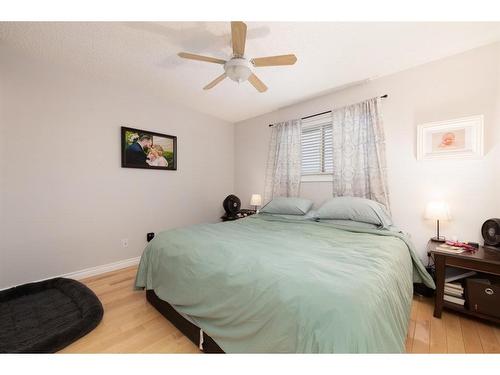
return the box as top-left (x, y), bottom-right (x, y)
top-left (135, 215), bottom-right (435, 353)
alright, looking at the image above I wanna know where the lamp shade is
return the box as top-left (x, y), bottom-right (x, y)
top-left (425, 201), bottom-right (451, 221)
top-left (250, 194), bottom-right (262, 206)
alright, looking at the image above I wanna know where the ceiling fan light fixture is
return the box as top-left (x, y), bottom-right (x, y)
top-left (224, 58), bottom-right (252, 83)
top-left (177, 21), bottom-right (296, 92)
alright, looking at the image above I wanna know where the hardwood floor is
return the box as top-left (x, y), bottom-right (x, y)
top-left (407, 296), bottom-right (500, 353)
top-left (61, 266), bottom-right (500, 353)
top-left (60, 266), bottom-right (199, 353)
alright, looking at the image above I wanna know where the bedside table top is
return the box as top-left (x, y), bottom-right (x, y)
top-left (221, 209), bottom-right (256, 221)
top-left (428, 240), bottom-right (500, 266)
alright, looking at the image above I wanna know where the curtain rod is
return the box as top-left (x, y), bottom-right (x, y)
top-left (268, 94), bottom-right (388, 127)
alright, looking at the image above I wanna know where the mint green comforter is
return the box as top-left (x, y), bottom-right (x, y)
top-left (135, 215), bottom-right (434, 353)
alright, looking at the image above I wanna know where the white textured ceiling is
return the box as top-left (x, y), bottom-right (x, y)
top-left (1, 22), bottom-right (500, 122)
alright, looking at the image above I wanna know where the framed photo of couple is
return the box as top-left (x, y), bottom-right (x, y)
top-left (121, 126), bottom-right (177, 170)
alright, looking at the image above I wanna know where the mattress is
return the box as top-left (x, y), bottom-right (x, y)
top-left (135, 215), bottom-right (434, 353)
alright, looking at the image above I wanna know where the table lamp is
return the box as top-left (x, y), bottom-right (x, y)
top-left (250, 194), bottom-right (262, 212)
top-left (425, 201), bottom-right (451, 242)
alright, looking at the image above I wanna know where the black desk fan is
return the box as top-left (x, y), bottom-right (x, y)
top-left (222, 194), bottom-right (241, 221)
top-left (482, 218), bottom-right (500, 249)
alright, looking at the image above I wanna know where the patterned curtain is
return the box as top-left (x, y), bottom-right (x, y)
top-left (264, 119), bottom-right (302, 202)
top-left (331, 97), bottom-right (390, 209)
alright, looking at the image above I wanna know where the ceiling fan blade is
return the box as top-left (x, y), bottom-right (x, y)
top-left (178, 52), bottom-right (226, 64)
top-left (251, 54), bottom-right (297, 67)
top-left (248, 73), bottom-right (267, 93)
top-left (203, 73), bottom-right (227, 90)
top-left (231, 21), bottom-right (247, 57)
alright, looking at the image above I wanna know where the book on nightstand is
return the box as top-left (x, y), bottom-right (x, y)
top-left (443, 277), bottom-right (468, 306)
top-left (445, 281), bottom-right (464, 290)
top-left (443, 294), bottom-right (465, 306)
top-left (436, 244), bottom-right (466, 254)
top-left (444, 287), bottom-right (464, 298)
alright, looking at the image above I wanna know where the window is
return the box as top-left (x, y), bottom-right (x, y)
top-left (301, 112), bottom-right (333, 181)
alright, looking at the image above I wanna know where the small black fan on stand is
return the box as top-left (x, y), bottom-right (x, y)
top-left (222, 195), bottom-right (241, 221)
top-left (482, 218), bottom-right (500, 249)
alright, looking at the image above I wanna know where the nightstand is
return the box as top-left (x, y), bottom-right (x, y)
top-left (429, 240), bottom-right (500, 323)
top-left (221, 209), bottom-right (256, 222)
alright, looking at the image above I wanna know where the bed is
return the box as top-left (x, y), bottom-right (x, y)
top-left (135, 214), bottom-right (434, 353)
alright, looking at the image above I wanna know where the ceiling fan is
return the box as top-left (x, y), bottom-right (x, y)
top-left (178, 21), bottom-right (297, 93)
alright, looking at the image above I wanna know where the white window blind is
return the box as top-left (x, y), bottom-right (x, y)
top-left (301, 112), bottom-right (333, 175)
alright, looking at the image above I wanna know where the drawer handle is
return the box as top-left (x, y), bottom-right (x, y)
top-left (485, 288), bottom-right (494, 295)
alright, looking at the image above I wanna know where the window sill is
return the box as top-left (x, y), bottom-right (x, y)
top-left (301, 174), bottom-right (333, 182)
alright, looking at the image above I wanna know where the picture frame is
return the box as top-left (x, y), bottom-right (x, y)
top-left (416, 115), bottom-right (484, 161)
top-left (121, 126), bottom-right (177, 170)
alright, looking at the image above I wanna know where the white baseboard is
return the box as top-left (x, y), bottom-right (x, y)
top-left (1, 256), bottom-right (141, 291)
top-left (61, 256), bottom-right (141, 280)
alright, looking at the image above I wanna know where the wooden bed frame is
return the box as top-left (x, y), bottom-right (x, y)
top-left (146, 290), bottom-right (224, 353)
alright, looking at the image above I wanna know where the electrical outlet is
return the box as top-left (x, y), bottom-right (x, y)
top-left (121, 238), bottom-right (129, 248)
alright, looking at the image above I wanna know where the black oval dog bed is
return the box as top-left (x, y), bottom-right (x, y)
top-left (0, 277), bottom-right (103, 353)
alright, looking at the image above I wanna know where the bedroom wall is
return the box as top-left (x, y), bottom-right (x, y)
top-left (0, 48), bottom-right (234, 289)
top-left (495, 58), bottom-right (500, 216)
top-left (234, 42), bottom-right (500, 259)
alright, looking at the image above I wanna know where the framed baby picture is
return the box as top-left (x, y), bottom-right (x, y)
top-left (121, 126), bottom-right (177, 170)
top-left (416, 115), bottom-right (484, 160)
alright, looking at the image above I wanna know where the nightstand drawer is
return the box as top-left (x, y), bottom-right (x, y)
top-left (466, 278), bottom-right (500, 318)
